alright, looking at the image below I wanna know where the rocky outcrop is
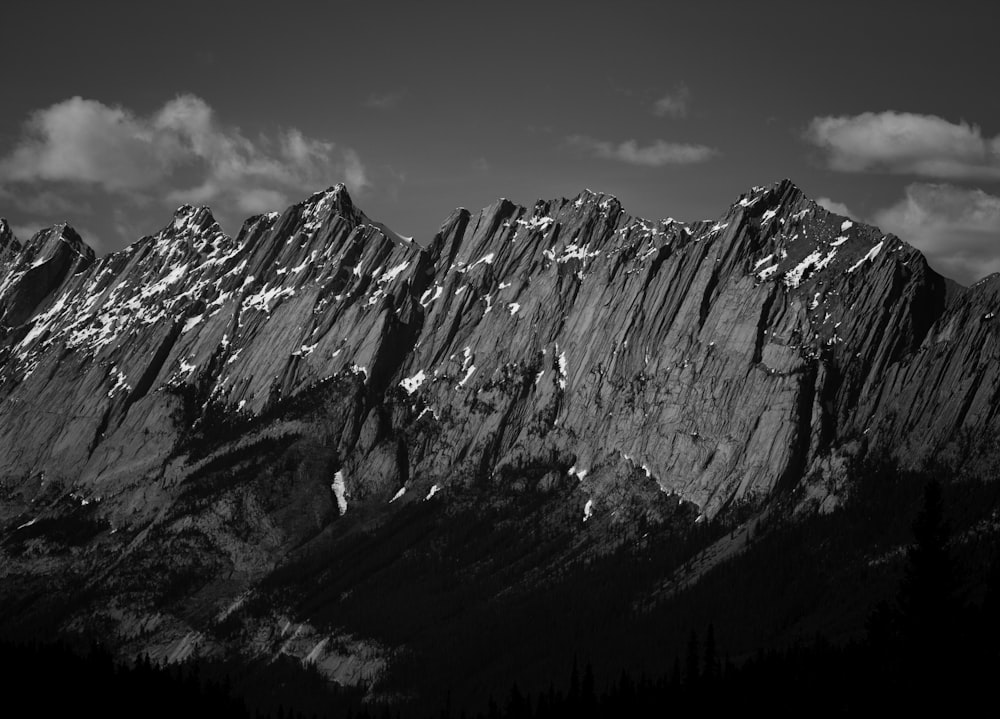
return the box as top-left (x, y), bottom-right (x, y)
top-left (0, 222), bottom-right (95, 330)
top-left (0, 218), bottom-right (18, 259)
top-left (1, 179), bottom-right (998, 682)
top-left (861, 273), bottom-right (1000, 457)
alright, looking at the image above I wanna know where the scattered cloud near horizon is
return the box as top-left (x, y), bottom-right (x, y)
top-left (0, 94), bottom-right (368, 245)
top-left (567, 135), bottom-right (718, 167)
top-left (873, 183), bottom-right (1000, 286)
top-left (805, 111), bottom-right (1000, 180)
top-left (652, 86), bottom-right (690, 118)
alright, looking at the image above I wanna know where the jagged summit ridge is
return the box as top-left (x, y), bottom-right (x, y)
top-left (0, 178), bottom-right (994, 526)
top-left (0, 222), bottom-right (95, 331)
top-left (0, 219), bottom-right (20, 266)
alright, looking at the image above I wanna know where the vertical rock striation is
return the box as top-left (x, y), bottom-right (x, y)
top-left (2, 180), bottom-right (997, 524)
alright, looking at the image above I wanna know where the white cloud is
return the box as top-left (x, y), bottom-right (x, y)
top-left (9, 190), bottom-right (91, 217)
top-left (341, 149), bottom-right (368, 195)
top-left (0, 95), bottom-right (369, 217)
top-left (653, 86), bottom-right (690, 118)
top-left (815, 197), bottom-right (855, 219)
top-left (0, 97), bottom-right (176, 191)
top-left (568, 135), bottom-right (718, 166)
top-left (873, 183), bottom-right (1000, 285)
top-left (805, 111), bottom-right (1000, 180)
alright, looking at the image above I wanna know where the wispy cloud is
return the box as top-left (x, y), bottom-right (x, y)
top-left (805, 111), bottom-right (1000, 180)
top-left (815, 197), bottom-right (855, 219)
top-left (364, 91), bottom-right (405, 110)
top-left (0, 94), bottom-right (370, 220)
top-left (567, 135), bottom-right (718, 166)
top-left (652, 86), bottom-right (690, 118)
top-left (873, 183), bottom-right (1000, 285)
top-left (10, 190), bottom-right (92, 218)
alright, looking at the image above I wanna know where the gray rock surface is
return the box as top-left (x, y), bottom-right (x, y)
top-left (0, 221), bottom-right (95, 330)
top-left (1, 179), bottom-right (997, 684)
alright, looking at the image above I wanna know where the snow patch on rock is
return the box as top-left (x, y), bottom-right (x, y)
top-left (847, 240), bottom-right (885, 274)
top-left (331, 471), bottom-right (348, 515)
top-left (400, 370), bottom-right (426, 394)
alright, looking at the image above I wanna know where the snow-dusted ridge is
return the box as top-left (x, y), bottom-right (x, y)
top-left (0, 176), bottom-right (977, 529)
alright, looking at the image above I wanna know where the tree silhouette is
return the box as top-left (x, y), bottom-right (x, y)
top-left (505, 682), bottom-right (529, 719)
top-left (581, 662), bottom-right (596, 716)
top-left (684, 629), bottom-right (700, 687)
top-left (567, 657), bottom-right (580, 707)
top-left (897, 480), bottom-right (958, 687)
top-left (984, 553), bottom-right (1000, 663)
top-left (703, 623), bottom-right (720, 685)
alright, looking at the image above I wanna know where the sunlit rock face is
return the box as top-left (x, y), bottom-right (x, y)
top-left (0, 180), bottom-right (976, 513)
top-left (1, 179), bottom-right (997, 682)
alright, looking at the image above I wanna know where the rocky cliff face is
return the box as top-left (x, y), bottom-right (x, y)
top-left (1, 180), bottom-right (998, 688)
top-left (0, 221), bottom-right (95, 330)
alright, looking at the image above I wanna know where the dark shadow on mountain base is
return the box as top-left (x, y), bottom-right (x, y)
top-left (215, 452), bottom-right (1000, 716)
top-left (2, 450), bottom-right (999, 717)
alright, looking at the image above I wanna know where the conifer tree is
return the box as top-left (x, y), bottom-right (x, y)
top-left (684, 630), bottom-right (700, 687)
top-left (898, 480), bottom-right (957, 683)
top-left (703, 623), bottom-right (720, 685)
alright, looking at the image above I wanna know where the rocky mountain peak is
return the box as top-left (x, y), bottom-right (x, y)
top-left (300, 184), bottom-right (360, 226)
top-left (162, 205), bottom-right (226, 243)
top-left (0, 223), bottom-right (95, 329)
top-left (571, 187), bottom-right (622, 211)
top-left (686, 177), bottom-right (922, 306)
top-left (5, 222), bottom-right (93, 269)
top-left (0, 218), bottom-right (20, 260)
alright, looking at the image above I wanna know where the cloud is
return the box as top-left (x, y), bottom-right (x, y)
top-left (14, 190), bottom-right (92, 217)
top-left (0, 95), bottom-right (369, 218)
top-left (815, 197), bottom-right (855, 219)
top-left (0, 97), bottom-right (178, 191)
top-left (567, 135), bottom-right (718, 166)
top-left (805, 111), bottom-right (1000, 180)
top-left (364, 91), bottom-right (405, 110)
top-left (873, 183), bottom-right (1000, 285)
top-left (111, 207), bottom-right (142, 249)
top-left (653, 86), bottom-right (690, 118)
top-left (236, 188), bottom-right (291, 215)
top-left (340, 149), bottom-right (368, 195)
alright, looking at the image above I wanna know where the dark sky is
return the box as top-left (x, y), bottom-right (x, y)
top-left (1, 0), bottom-right (998, 284)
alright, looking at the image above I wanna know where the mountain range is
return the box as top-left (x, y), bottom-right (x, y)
top-left (2, 179), bottom-right (999, 708)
